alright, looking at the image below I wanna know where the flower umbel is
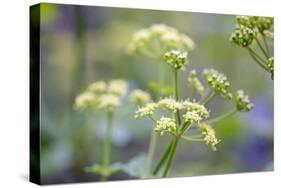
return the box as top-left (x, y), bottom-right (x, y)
top-left (74, 92), bottom-right (98, 111)
top-left (235, 90), bottom-right (254, 112)
top-left (108, 79), bottom-right (128, 97)
top-left (88, 81), bottom-right (107, 93)
top-left (130, 89), bottom-right (151, 105)
top-left (199, 123), bottom-right (220, 151)
top-left (164, 50), bottom-right (188, 70)
top-left (157, 97), bottom-right (183, 112)
top-left (134, 103), bottom-right (159, 119)
top-left (267, 57), bottom-right (274, 79)
top-left (230, 25), bottom-right (256, 48)
top-left (154, 117), bottom-right (177, 136)
top-left (187, 70), bottom-right (205, 96)
top-left (203, 69), bottom-right (232, 99)
top-left (127, 24), bottom-right (194, 57)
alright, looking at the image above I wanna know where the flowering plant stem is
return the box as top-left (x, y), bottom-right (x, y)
top-left (101, 109), bottom-right (113, 181)
top-left (255, 38), bottom-right (269, 59)
top-left (247, 47), bottom-right (269, 71)
top-left (205, 108), bottom-right (237, 124)
top-left (161, 69), bottom-right (181, 177)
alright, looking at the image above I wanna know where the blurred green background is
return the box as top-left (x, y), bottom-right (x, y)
top-left (34, 3), bottom-right (273, 184)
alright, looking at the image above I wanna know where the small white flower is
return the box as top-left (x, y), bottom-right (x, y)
top-left (199, 123), bottom-right (220, 151)
top-left (183, 111), bottom-right (202, 124)
top-left (157, 97), bottom-right (183, 112)
top-left (135, 102), bottom-right (159, 119)
top-left (182, 100), bottom-right (209, 118)
top-left (154, 117), bottom-right (177, 136)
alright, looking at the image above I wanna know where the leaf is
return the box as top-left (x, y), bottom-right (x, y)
top-left (119, 153), bottom-right (147, 178)
top-left (148, 82), bottom-right (173, 97)
top-left (85, 162), bottom-right (122, 177)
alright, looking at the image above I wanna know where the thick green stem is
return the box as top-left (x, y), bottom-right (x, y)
top-left (202, 91), bottom-right (216, 106)
top-left (101, 109), bottom-right (113, 180)
top-left (162, 137), bottom-right (179, 177)
top-left (205, 108), bottom-right (237, 124)
top-left (255, 37), bottom-right (269, 59)
top-left (152, 142), bottom-right (173, 176)
top-left (248, 48), bottom-right (269, 71)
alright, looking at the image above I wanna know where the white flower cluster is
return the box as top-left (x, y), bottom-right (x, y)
top-left (236, 90), bottom-right (254, 112)
top-left (203, 69), bottom-right (233, 100)
top-left (130, 89), bottom-right (151, 105)
top-left (127, 24), bottom-right (194, 57)
top-left (187, 70), bottom-right (205, 96)
top-left (155, 117), bottom-right (177, 136)
top-left (135, 97), bottom-right (209, 137)
top-left (164, 50), bottom-right (188, 70)
top-left (74, 79), bottom-right (128, 111)
top-left (134, 103), bottom-right (159, 119)
top-left (158, 98), bottom-right (183, 112)
top-left (199, 123), bottom-right (220, 151)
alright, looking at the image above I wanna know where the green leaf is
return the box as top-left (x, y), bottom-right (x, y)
top-left (148, 82), bottom-right (173, 97)
top-left (85, 163), bottom-right (122, 177)
top-left (119, 153), bottom-right (147, 178)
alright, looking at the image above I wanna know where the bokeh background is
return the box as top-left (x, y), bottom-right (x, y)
top-left (33, 3), bottom-right (273, 184)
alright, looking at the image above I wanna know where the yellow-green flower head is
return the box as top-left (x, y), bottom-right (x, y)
top-left (230, 25), bottom-right (256, 48)
top-left (130, 89), bottom-right (151, 105)
top-left (267, 57), bottom-right (274, 79)
top-left (183, 111), bottom-right (202, 124)
top-left (98, 94), bottom-right (121, 110)
top-left (108, 79), bottom-right (128, 97)
top-left (182, 100), bottom-right (209, 119)
top-left (87, 81), bottom-right (107, 93)
top-left (164, 50), bottom-right (188, 70)
top-left (157, 97), bottom-right (183, 112)
top-left (253, 16), bottom-right (274, 34)
top-left (74, 92), bottom-right (98, 111)
top-left (134, 102), bottom-right (159, 119)
top-left (187, 70), bottom-right (205, 96)
top-left (235, 90), bottom-right (254, 112)
top-left (154, 116), bottom-right (177, 136)
top-left (127, 24), bottom-right (194, 57)
top-left (203, 69), bottom-right (233, 100)
top-left (236, 16), bottom-right (256, 29)
top-left (198, 123), bottom-right (220, 151)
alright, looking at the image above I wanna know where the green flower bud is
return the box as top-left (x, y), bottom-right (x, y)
top-left (230, 26), bottom-right (256, 48)
top-left (188, 70), bottom-right (205, 96)
top-left (236, 90), bottom-right (254, 112)
top-left (203, 69), bottom-right (232, 100)
top-left (164, 50), bottom-right (188, 70)
top-left (267, 57), bottom-right (274, 79)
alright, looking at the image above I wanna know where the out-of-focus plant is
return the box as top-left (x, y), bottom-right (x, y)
top-left (128, 24), bottom-right (254, 178)
top-left (74, 79), bottom-right (128, 180)
top-left (230, 16), bottom-right (274, 79)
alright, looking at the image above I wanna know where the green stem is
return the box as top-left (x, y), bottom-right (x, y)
top-left (173, 69), bottom-right (181, 125)
top-left (101, 109), bottom-right (113, 180)
top-left (255, 37), bottom-right (269, 59)
top-left (205, 108), bottom-right (237, 124)
top-left (248, 48), bottom-right (269, 71)
top-left (202, 91), bottom-right (216, 106)
top-left (261, 34), bottom-right (270, 56)
top-left (162, 137), bottom-right (179, 177)
top-left (181, 136), bottom-right (204, 142)
top-left (145, 131), bottom-right (158, 178)
top-left (152, 142), bottom-right (173, 176)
